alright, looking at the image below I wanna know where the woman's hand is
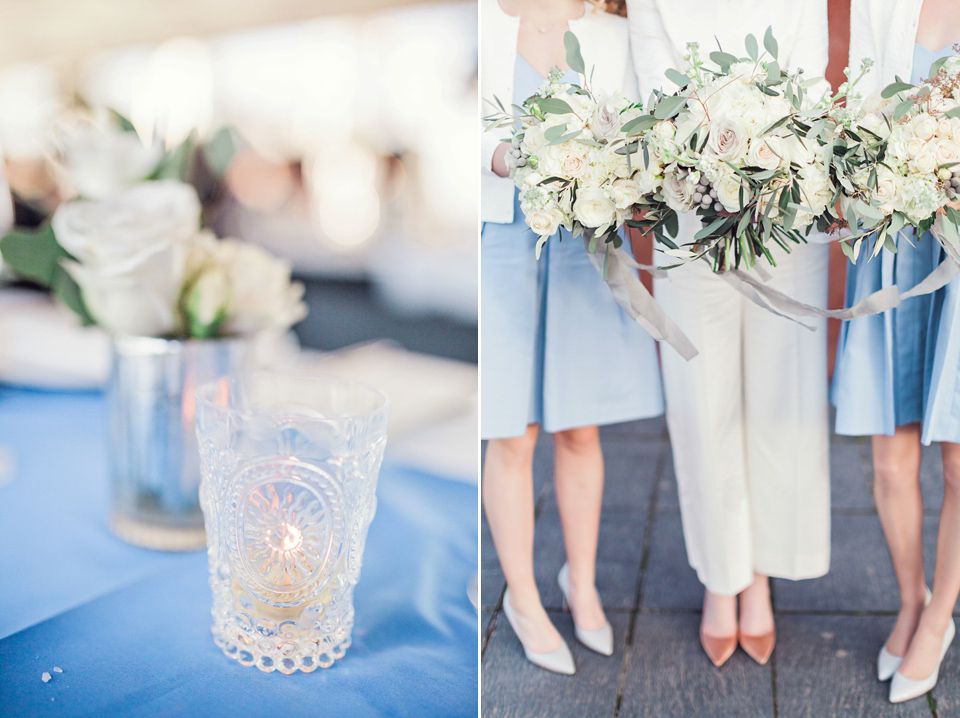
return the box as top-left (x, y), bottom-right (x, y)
top-left (492, 143), bottom-right (511, 178)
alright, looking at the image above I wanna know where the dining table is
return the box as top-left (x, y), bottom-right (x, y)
top-left (0, 383), bottom-right (479, 717)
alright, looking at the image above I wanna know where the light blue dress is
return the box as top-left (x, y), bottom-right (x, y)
top-left (480, 57), bottom-right (664, 439)
top-left (832, 44), bottom-right (960, 445)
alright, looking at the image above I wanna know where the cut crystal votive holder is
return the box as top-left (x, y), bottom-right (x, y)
top-left (196, 371), bottom-right (390, 673)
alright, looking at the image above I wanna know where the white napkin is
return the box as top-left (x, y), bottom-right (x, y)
top-left (0, 287), bottom-right (110, 389)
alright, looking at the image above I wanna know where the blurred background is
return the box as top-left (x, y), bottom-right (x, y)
top-left (0, 0), bottom-right (478, 365)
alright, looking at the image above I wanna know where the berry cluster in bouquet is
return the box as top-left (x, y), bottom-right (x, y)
top-left (627, 28), bottom-right (848, 271)
top-left (483, 34), bottom-right (654, 264)
top-left (826, 52), bottom-right (960, 263)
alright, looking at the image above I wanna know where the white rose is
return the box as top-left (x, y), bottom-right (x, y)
top-left (609, 178), bottom-right (643, 210)
top-left (60, 125), bottom-right (164, 200)
top-left (935, 139), bottom-right (960, 167)
top-left (906, 136), bottom-right (925, 160)
top-left (54, 180), bottom-right (201, 336)
top-left (573, 187), bottom-right (617, 228)
top-left (937, 118), bottom-right (955, 140)
top-left (207, 239), bottom-right (307, 334)
top-left (521, 126), bottom-right (547, 156)
top-left (910, 142), bottom-right (939, 175)
top-left (873, 169), bottom-right (899, 211)
top-left (589, 99), bottom-right (622, 140)
top-left (541, 143), bottom-right (588, 179)
top-left (707, 117), bottom-right (748, 162)
top-left (522, 171), bottom-right (545, 188)
top-left (525, 205), bottom-right (564, 236)
top-left (661, 166), bottom-right (697, 213)
top-left (913, 114), bottom-right (939, 142)
top-left (747, 137), bottom-right (786, 170)
top-left (714, 172), bottom-right (744, 213)
top-left (653, 121), bottom-right (677, 141)
top-left (860, 90), bottom-right (895, 116)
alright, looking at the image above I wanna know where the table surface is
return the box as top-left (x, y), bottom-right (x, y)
top-left (0, 387), bottom-right (479, 717)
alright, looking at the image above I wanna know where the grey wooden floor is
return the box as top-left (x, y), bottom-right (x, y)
top-left (481, 417), bottom-right (958, 717)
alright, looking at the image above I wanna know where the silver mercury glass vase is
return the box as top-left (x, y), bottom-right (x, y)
top-left (108, 335), bottom-right (248, 550)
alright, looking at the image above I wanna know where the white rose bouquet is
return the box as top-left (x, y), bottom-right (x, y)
top-left (626, 29), bottom-right (846, 271)
top-left (0, 180), bottom-right (306, 338)
top-left (827, 53), bottom-right (960, 262)
top-left (483, 34), bottom-right (645, 258)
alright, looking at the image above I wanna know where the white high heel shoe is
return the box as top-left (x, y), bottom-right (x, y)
top-left (878, 587), bottom-right (933, 681)
top-left (889, 618), bottom-right (956, 704)
top-left (501, 588), bottom-right (576, 675)
top-left (557, 563), bottom-right (614, 656)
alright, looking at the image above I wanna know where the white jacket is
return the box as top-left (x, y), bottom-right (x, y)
top-left (480, 0), bottom-right (639, 223)
top-left (625, 0), bottom-right (830, 243)
top-left (625, 0), bottom-right (829, 100)
top-left (849, 0), bottom-right (924, 94)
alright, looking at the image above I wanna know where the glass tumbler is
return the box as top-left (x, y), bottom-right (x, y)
top-left (195, 371), bottom-right (390, 673)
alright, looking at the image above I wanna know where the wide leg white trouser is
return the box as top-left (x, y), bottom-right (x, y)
top-left (654, 240), bottom-right (831, 596)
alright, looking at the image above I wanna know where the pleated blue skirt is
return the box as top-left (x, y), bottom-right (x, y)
top-left (832, 229), bottom-right (960, 445)
top-left (480, 193), bottom-right (665, 439)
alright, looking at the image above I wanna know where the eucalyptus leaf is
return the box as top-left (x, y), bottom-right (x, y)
top-left (621, 115), bottom-right (658, 136)
top-left (763, 26), bottom-right (778, 58)
top-left (535, 236), bottom-right (548, 259)
top-left (881, 80), bottom-right (915, 99)
top-left (745, 34), bottom-right (758, 61)
top-left (544, 124), bottom-right (569, 142)
top-left (945, 108), bottom-right (960, 120)
top-left (765, 60), bottom-right (781, 85)
top-left (709, 51), bottom-right (739, 69)
top-left (653, 95), bottom-right (687, 120)
top-left (839, 239), bottom-right (855, 261)
top-left (892, 98), bottom-right (914, 122)
top-left (537, 97), bottom-right (574, 115)
top-left (564, 31), bottom-right (585, 75)
top-left (665, 68), bottom-right (690, 87)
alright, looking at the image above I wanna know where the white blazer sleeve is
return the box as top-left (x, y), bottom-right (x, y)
top-left (847, 0), bottom-right (879, 98)
top-left (785, 0), bottom-right (831, 101)
top-left (621, 47), bottom-right (642, 103)
top-left (481, 102), bottom-right (508, 178)
top-left (626, 0), bottom-right (675, 103)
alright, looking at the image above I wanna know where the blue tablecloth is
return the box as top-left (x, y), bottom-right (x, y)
top-left (0, 387), bottom-right (478, 717)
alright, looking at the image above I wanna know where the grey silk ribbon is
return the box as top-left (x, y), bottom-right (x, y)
top-left (899, 220), bottom-right (960, 301)
top-left (721, 268), bottom-right (902, 328)
top-left (719, 223), bottom-right (960, 325)
top-left (583, 239), bottom-right (698, 360)
top-left (581, 222), bottom-right (960, 361)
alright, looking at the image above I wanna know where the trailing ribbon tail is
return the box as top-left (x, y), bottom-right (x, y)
top-left (722, 266), bottom-right (902, 324)
top-left (900, 220), bottom-right (960, 300)
top-left (583, 239), bottom-right (698, 360)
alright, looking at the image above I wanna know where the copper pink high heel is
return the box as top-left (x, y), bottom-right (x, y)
top-left (700, 626), bottom-right (738, 667)
top-left (739, 629), bottom-right (776, 665)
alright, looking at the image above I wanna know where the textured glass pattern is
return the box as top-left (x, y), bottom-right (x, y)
top-left (196, 372), bottom-right (389, 673)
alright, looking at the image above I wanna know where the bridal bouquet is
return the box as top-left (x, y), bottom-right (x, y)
top-left (828, 53), bottom-right (960, 261)
top-left (483, 35), bottom-right (650, 259)
top-left (626, 29), bottom-right (841, 270)
top-left (0, 180), bottom-right (306, 338)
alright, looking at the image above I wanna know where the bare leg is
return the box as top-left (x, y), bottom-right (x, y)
top-left (553, 425), bottom-right (606, 630)
top-left (739, 573), bottom-right (774, 636)
top-left (898, 441), bottom-right (960, 679)
top-left (483, 425), bottom-right (563, 653)
top-left (873, 425), bottom-right (926, 658)
top-left (702, 589), bottom-right (738, 637)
